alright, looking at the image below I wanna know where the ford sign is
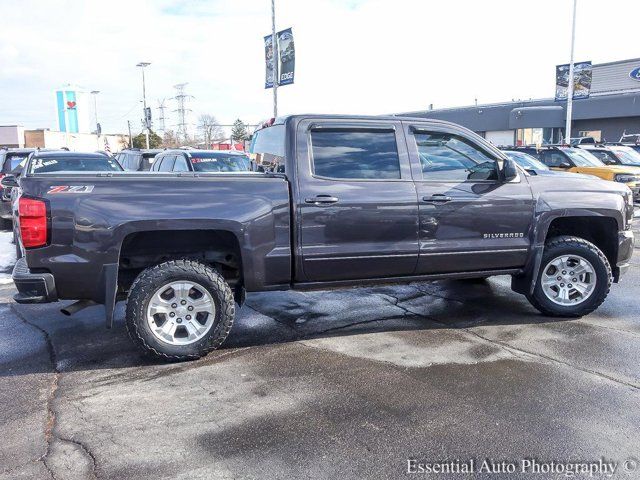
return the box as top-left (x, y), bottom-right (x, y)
top-left (630, 67), bottom-right (640, 81)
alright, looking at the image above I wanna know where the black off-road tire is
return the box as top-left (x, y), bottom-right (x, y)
top-left (126, 259), bottom-right (235, 361)
top-left (526, 236), bottom-right (612, 318)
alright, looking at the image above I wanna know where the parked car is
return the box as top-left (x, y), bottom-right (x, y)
top-left (569, 136), bottom-right (598, 146)
top-left (115, 148), bottom-right (162, 171)
top-left (521, 146), bottom-right (640, 202)
top-left (25, 151), bottom-right (123, 174)
top-left (8, 115), bottom-right (635, 360)
top-left (580, 145), bottom-right (640, 168)
top-left (0, 149), bottom-right (34, 227)
top-left (620, 133), bottom-right (640, 144)
top-left (150, 149), bottom-right (251, 173)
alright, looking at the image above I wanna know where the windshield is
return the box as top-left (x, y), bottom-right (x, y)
top-left (609, 146), bottom-right (640, 165)
top-left (190, 153), bottom-right (251, 172)
top-left (504, 151), bottom-right (549, 170)
top-left (560, 148), bottom-right (604, 167)
top-left (28, 156), bottom-right (123, 174)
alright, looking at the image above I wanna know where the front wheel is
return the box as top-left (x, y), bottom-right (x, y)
top-left (126, 259), bottom-right (235, 360)
top-left (526, 236), bottom-right (612, 317)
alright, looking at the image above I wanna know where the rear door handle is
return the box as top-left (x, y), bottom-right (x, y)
top-left (422, 194), bottom-right (452, 203)
top-left (305, 195), bottom-right (339, 204)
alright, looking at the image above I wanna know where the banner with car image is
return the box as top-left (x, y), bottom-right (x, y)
top-left (264, 28), bottom-right (295, 88)
top-left (277, 28), bottom-right (295, 86)
top-left (555, 61), bottom-right (592, 100)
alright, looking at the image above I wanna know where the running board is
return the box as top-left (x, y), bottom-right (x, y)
top-left (293, 268), bottom-right (524, 291)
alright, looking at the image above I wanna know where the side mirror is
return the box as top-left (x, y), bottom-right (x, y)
top-left (559, 162), bottom-right (571, 169)
top-left (1, 174), bottom-right (19, 188)
top-left (502, 158), bottom-right (518, 182)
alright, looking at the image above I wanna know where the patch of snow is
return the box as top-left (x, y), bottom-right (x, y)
top-left (0, 231), bottom-right (16, 273)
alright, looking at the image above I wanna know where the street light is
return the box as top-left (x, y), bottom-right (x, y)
top-left (136, 62), bottom-right (151, 149)
top-left (90, 90), bottom-right (100, 135)
top-left (565, 0), bottom-right (578, 143)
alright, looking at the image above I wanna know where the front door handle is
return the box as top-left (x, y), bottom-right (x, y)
top-left (422, 194), bottom-right (452, 203)
top-left (305, 195), bottom-right (339, 204)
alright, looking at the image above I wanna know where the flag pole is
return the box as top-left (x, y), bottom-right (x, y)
top-left (271, 0), bottom-right (278, 118)
top-left (565, 0), bottom-right (578, 144)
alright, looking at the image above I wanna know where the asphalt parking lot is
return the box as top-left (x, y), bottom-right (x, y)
top-left (1, 215), bottom-right (639, 480)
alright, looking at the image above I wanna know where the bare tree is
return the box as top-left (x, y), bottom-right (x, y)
top-left (162, 129), bottom-right (180, 148)
top-left (198, 114), bottom-right (225, 149)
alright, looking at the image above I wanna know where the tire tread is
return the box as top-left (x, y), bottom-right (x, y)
top-left (527, 235), bottom-right (612, 317)
top-left (125, 259), bottom-right (235, 360)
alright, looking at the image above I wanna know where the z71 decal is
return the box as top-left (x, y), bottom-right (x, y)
top-left (47, 185), bottom-right (95, 194)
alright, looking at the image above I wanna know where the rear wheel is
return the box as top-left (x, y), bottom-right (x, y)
top-left (526, 236), bottom-right (611, 317)
top-left (126, 259), bottom-right (235, 360)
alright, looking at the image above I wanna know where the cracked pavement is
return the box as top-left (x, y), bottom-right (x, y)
top-left (0, 219), bottom-right (639, 479)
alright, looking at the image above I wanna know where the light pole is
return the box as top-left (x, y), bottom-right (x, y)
top-left (136, 62), bottom-right (151, 149)
top-left (564, 0), bottom-right (578, 143)
top-left (91, 90), bottom-right (100, 139)
top-left (271, 0), bottom-right (278, 118)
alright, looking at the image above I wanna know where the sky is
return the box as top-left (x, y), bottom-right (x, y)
top-left (1, 0), bottom-right (640, 137)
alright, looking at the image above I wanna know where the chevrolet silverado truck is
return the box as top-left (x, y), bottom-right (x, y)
top-left (5, 115), bottom-right (635, 360)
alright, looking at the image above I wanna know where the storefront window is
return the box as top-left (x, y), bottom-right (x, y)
top-left (516, 127), bottom-right (562, 146)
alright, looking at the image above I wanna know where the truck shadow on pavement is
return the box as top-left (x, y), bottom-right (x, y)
top-left (1, 276), bottom-right (583, 376)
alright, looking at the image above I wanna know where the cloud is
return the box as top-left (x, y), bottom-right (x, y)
top-left (1, 0), bottom-right (640, 137)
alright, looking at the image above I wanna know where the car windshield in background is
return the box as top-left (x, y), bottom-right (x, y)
top-left (29, 156), bottom-right (122, 174)
top-left (610, 146), bottom-right (640, 165)
top-left (190, 153), bottom-right (251, 172)
top-left (560, 148), bottom-right (604, 167)
top-left (504, 151), bottom-right (549, 170)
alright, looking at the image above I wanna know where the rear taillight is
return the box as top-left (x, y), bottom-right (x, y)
top-left (19, 198), bottom-right (48, 248)
top-left (0, 173), bottom-right (5, 190)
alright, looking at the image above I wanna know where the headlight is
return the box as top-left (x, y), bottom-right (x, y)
top-left (614, 174), bottom-right (640, 183)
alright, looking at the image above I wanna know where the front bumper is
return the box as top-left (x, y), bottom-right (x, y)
top-left (614, 230), bottom-right (635, 281)
top-left (12, 257), bottom-right (58, 303)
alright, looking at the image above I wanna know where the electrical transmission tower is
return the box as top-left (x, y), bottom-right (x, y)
top-left (156, 98), bottom-right (167, 135)
top-left (173, 83), bottom-right (194, 143)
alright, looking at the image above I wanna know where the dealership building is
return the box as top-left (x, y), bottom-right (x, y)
top-left (398, 58), bottom-right (640, 146)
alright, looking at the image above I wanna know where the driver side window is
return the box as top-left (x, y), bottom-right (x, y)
top-left (541, 151), bottom-right (568, 167)
top-left (413, 131), bottom-right (499, 182)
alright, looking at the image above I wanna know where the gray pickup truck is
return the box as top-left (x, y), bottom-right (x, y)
top-left (6, 115), bottom-right (636, 360)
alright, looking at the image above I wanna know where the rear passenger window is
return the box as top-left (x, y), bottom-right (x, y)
top-left (310, 129), bottom-right (400, 179)
top-left (413, 131), bottom-right (498, 181)
top-left (159, 156), bottom-right (176, 172)
top-left (173, 156), bottom-right (189, 172)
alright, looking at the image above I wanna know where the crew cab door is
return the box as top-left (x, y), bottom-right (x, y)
top-left (403, 121), bottom-right (534, 274)
top-left (294, 118), bottom-right (419, 282)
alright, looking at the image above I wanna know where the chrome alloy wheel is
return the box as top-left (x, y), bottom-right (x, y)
top-left (541, 255), bottom-right (596, 306)
top-left (146, 281), bottom-right (216, 345)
